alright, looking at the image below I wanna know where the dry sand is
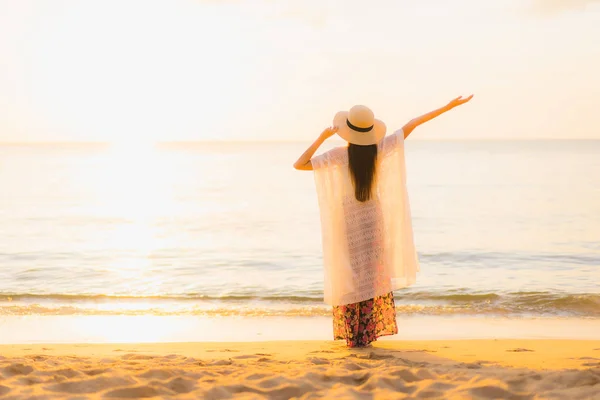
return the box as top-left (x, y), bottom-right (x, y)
top-left (0, 340), bottom-right (599, 399)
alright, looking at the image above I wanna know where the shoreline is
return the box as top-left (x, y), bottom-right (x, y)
top-left (1, 315), bottom-right (599, 345)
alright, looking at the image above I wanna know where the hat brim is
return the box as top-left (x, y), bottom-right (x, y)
top-left (333, 111), bottom-right (386, 146)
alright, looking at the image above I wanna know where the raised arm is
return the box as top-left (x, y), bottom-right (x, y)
top-left (293, 126), bottom-right (338, 171)
top-left (402, 95), bottom-right (473, 139)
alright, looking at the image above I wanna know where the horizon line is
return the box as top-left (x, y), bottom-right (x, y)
top-left (1, 137), bottom-right (599, 146)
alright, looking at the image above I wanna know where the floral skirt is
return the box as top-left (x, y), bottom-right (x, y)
top-left (333, 292), bottom-right (398, 348)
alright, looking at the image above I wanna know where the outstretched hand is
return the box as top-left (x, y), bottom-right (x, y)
top-left (319, 126), bottom-right (339, 140)
top-left (293, 125), bottom-right (339, 170)
top-left (448, 95), bottom-right (474, 109)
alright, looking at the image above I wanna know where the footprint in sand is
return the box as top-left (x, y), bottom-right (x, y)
top-left (26, 355), bottom-right (48, 362)
top-left (162, 354), bottom-right (186, 360)
top-left (120, 354), bottom-right (155, 361)
top-left (104, 386), bottom-right (160, 398)
top-left (582, 362), bottom-right (600, 367)
top-left (247, 373), bottom-right (270, 380)
top-left (506, 348), bottom-right (534, 352)
top-left (309, 350), bottom-right (335, 354)
top-left (307, 357), bottom-right (330, 365)
top-left (349, 352), bottom-right (396, 360)
top-left (232, 355), bottom-right (263, 360)
top-left (404, 349), bottom-right (437, 353)
top-left (2, 363), bottom-right (34, 377)
top-left (163, 377), bottom-right (196, 394)
top-left (206, 349), bottom-right (240, 353)
top-left (469, 385), bottom-right (522, 399)
top-left (46, 376), bottom-right (133, 393)
top-left (84, 369), bottom-right (108, 376)
top-left (209, 359), bottom-right (233, 366)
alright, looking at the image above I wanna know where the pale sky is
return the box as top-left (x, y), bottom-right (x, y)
top-left (1, 0), bottom-right (599, 143)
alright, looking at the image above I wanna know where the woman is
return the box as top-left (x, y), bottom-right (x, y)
top-left (294, 95), bottom-right (473, 348)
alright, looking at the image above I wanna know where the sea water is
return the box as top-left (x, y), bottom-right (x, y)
top-left (0, 140), bottom-right (598, 324)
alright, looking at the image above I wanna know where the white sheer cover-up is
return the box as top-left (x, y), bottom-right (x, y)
top-left (312, 129), bottom-right (419, 306)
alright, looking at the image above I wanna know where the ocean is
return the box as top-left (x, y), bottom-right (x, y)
top-left (1, 140), bottom-right (599, 320)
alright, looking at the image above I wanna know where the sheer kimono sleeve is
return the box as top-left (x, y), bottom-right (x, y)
top-left (379, 128), bottom-right (404, 158)
top-left (311, 148), bottom-right (354, 305)
top-left (377, 128), bottom-right (420, 286)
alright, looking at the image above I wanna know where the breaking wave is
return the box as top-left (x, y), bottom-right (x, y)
top-left (1, 290), bottom-right (598, 317)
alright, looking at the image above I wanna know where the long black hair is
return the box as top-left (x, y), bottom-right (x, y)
top-left (348, 143), bottom-right (378, 202)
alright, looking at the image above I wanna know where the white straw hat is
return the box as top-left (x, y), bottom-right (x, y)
top-left (333, 105), bottom-right (386, 145)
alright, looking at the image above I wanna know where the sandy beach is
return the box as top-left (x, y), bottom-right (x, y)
top-left (0, 340), bottom-right (599, 399)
